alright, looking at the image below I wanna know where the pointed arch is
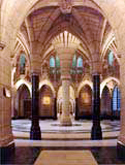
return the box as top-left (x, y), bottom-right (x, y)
top-left (77, 80), bottom-right (93, 98)
top-left (14, 79), bottom-right (32, 97)
top-left (39, 84), bottom-right (56, 119)
top-left (101, 86), bottom-right (111, 118)
top-left (77, 84), bottom-right (92, 119)
top-left (15, 84), bottom-right (31, 118)
top-left (100, 77), bottom-right (120, 96)
top-left (39, 80), bottom-right (56, 97)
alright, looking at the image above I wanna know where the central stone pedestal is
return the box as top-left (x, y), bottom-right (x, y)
top-left (60, 114), bottom-right (72, 126)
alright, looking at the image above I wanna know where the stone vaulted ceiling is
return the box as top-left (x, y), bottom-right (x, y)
top-left (18, 0), bottom-right (115, 66)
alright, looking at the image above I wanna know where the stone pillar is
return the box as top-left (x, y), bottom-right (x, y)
top-left (117, 53), bottom-right (125, 159)
top-left (0, 47), bottom-right (14, 161)
top-left (91, 73), bottom-right (102, 140)
top-left (60, 77), bottom-right (72, 126)
top-left (58, 48), bottom-right (74, 126)
top-left (53, 98), bottom-right (57, 120)
top-left (30, 73), bottom-right (41, 140)
top-left (11, 88), bottom-right (16, 118)
top-left (52, 31), bottom-right (80, 125)
top-left (75, 98), bottom-right (79, 120)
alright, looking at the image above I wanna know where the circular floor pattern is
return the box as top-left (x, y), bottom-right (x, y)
top-left (12, 119), bottom-right (120, 133)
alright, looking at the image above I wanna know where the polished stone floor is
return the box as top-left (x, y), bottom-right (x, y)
top-left (2, 119), bottom-right (124, 165)
top-left (2, 145), bottom-right (125, 165)
top-left (12, 119), bottom-right (120, 140)
top-left (12, 119), bottom-right (120, 133)
top-left (34, 150), bottom-right (98, 165)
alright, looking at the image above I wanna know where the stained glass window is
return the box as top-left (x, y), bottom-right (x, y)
top-left (56, 56), bottom-right (60, 68)
top-left (108, 50), bottom-right (114, 66)
top-left (112, 86), bottom-right (121, 111)
top-left (50, 56), bottom-right (55, 67)
top-left (20, 54), bottom-right (26, 74)
top-left (72, 55), bottom-right (77, 67)
top-left (77, 57), bottom-right (83, 67)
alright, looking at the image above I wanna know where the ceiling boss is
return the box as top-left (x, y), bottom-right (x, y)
top-left (59, 0), bottom-right (72, 14)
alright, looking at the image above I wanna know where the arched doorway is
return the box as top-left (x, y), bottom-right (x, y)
top-left (16, 84), bottom-right (31, 118)
top-left (39, 85), bottom-right (56, 119)
top-left (101, 86), bottom-right (111, 119)
top-left (77, 85), bottom-right (92, 119)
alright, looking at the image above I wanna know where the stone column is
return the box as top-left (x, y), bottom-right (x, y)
top-left (91, 73), bottom-right (102, 140)
top-left (75, 98), bottom-right (79, 120)
top-left (60, 77), bottom-right (72, 126)
top-left (11, 88), bottom-right (16, 118)
top-left (30, 73), bottom-right (41, 140)
top-left (58, 48), bottom-right (74, 126)
top-left (118, 53), bottom-right (125, 159)
top-left (0, 47), bottom-right (14, 161)
top-left (52, 31), bottom-right (80, 125)
top-left (53, 98), bottom-right (57, 120)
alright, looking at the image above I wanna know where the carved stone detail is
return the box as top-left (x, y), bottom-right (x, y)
top-left (59, 0), bottom-right (72, 14)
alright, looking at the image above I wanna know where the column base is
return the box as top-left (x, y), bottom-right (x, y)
top-left (60, 115), bottom-right (72, 126)
top-left (117, 141), bottom-right (125, 160)
top-left (91, 125), bottom-right (102, 140)
top-left (30, 125), bottom-right (41, 140)
top-left (1, 141), bottom-right (15, 163)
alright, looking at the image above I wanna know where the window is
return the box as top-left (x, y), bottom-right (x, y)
top-left (72, 55), bottom-right (77, 68)
top-left (20, 54), bottom-right (26, 74)
top-left (108, 50), bottom-right (114, 66)
top-left (56, 56), bottom-right (60, 68)
top-left (112, 86), bottom-right (121, 112)
top-left (50, 56), bottom-right (55, 67)
top-left (77, 57), bottom-right (83, 68)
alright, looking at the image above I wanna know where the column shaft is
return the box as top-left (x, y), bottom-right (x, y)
top-left (30, 74), bottom-right (41, 140)
top-left (91, 73), bottom-right (102, 140)
top-left (75, 98), bottom-right (79, 120)
top-left (53, 98), bottom-right (57, 120)
top-left (60, 79), bottom-right (72, 126)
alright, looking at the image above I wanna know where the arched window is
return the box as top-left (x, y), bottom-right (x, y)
top-left (108, 50), bottom-right (114, 66)
top-left (56, 56), bottom-right (60, 68)
top-left (72, 55), bottom-right (77, 67)
top-left (112, 86), bottom-right (121, 112)
top-left (50, 56), bottom-right (55, 67)
top-left (20, 54), bottom-right (26, 74)
top-left (77, 57), bottom-right (83, 68)
top-left (117, 88), bottom-right (121, 111)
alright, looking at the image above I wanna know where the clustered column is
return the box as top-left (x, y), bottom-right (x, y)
top-left (60, 76), bottom-right (72, 126)
top-left (30, 73), bottom-right (41, 140)
top-left (58, 49), bottom-right (75, 126)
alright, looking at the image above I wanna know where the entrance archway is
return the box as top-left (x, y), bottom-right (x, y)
top-left (39, 85), bottom-right (56, 119)
top-left (101, 86), bottom-right (111, 119)
top-left (77, 85), bottom-right (92, 119)
top-left (16, 84), bottom-right (31, 118)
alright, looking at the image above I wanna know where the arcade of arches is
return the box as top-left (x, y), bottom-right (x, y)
top-left (1, 0), bottom-right (125, 164)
